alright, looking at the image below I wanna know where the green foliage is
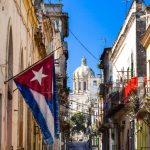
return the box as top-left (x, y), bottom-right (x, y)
top-left (70, 112), bottom-right (86, 135)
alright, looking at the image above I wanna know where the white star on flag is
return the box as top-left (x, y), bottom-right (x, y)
top-left (31, 66), bottom-right (48, 85)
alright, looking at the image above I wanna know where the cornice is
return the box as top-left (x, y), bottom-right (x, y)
top-left (111, 14), bottom-right (136, 62)
top-left (13, 0), bottom-right (30, 35)
top-left (23, 0), bottom-right (38, 27)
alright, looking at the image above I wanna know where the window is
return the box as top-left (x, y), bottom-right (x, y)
top-left (83, 82), bottom-right (86, 90)
top-left (127, 67), bottom-right (130, 80)
top-left (93, 80), bottom-right (97, 86)
top-left (131, 53), bottom-right (134, 77)
top-left (18, 49), bottom-right (24, 147)
top-left (79, 82), bottom-right (81, 90)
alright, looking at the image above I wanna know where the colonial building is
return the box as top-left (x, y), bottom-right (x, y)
top-left (140, 5), bottom-right (150, 150)
top-left (0, 0), bottom-right (39, 149)
top-left (69, 57), bottom-right (101, 148)
top-left (99, 1), bottom-right (148, 150)
top-left (99, 47), bottom-right (112, 150)
top-left (0, 0), bottom-right (69, 150)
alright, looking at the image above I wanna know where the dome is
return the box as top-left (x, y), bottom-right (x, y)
top-left (73, 57), bottom-right (95, 78)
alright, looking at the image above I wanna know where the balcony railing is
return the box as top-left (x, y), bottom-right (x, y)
top-left (104, 90), bottom-right (124, 117)
top-left (143, 87), bottom-right (150, 110)
top-left (145, 87), bottom-right (150, 99)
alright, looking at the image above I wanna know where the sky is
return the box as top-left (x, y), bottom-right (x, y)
top-left (45, 0), bottom-right (150, 89)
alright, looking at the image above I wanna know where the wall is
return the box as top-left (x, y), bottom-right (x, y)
top-left (112, 20), bottom-right (136, 83)
top-left (0, 0), bottom-right (39, 149)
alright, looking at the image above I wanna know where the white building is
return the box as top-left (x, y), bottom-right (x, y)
top-left (69, 57), bottom-right (101, 141)
top-left (104, 1), bottom-right (147, 150)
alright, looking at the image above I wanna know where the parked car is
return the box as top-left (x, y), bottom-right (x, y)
top-left (67, 141), bottom-right (91, 150)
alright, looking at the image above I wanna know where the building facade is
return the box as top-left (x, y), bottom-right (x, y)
top-left (99, 1), bottom-right (148, 150)
top-left (0, 0), bottom-right (39, 149)
top-left (140, 6), bottom-right (150, 150)
top-left (0, 0), bottom-right (69, 149)
top-left (69, 57), bottom-right (102, 148)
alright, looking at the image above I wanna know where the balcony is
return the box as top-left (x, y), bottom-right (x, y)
top-left (136, 86), bottom-right (150, 119)
top-left (34, 27), bottom-right (46, 57)
top-left (44, 4), bottom-right (69, 37)
top-left (141, 86), bottom-right (150, 111)
top-left (124, 77), bottom-right (138, 104)
top-left (145, 86), bottom-right (150, 100)
top-left (104, 90), bottom-right (124, 117)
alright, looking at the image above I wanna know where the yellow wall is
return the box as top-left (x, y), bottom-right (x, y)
top-left (137, 120), bottom-right (149, 150)
top-left (23, 0), bottom-right (38, 27)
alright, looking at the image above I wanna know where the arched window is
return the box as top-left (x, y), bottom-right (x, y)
top-left (83, 82), bottom-right (86, 91)
top-left (18, 49), bottom-right (24, 147)
top-left (7, 27), bottom-right (13, 149)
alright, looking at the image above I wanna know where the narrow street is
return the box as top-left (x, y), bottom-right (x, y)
top-left (0, 0), bottom-right (150, 150)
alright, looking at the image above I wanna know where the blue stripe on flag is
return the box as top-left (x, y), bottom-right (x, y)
top-left (16, 82), bottom-right (54, 144)
top-left (46, 99), bottom-right (54, 117)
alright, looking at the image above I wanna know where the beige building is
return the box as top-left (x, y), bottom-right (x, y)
top-left (0, 0), bottom-right (39, 149)
top-left (0, 0), bottom-right (69, 150)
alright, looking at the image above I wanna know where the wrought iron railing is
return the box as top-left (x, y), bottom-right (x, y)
top-left (103, 90), bottom-right (124, 117)
top-left (108, 91), bottom-right (123, 109)
top-left (145, 87), bottom-right (150, 97)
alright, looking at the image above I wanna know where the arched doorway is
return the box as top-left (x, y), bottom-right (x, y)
top-left (6, 26), bottom-right (13, 150)
top-left (18, 49), bottom-right (24, 149)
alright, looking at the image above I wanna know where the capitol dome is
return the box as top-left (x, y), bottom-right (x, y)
top-left (73, 57), bottom-right (95, 78)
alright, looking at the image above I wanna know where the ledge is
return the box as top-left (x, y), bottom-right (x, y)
top-left (23, 0), bottom-right (38, 27)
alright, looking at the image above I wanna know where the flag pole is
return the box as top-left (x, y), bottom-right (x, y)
top-left (4, 46), bottom-right (63, 84)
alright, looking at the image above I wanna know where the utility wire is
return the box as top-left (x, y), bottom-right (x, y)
top-left (46, 1), bottom-right (100, 62)
top-left (69, 30), bottom-right (99, 62)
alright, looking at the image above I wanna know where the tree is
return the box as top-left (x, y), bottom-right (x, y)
top-left (70, 112), bottom-right (86, 135)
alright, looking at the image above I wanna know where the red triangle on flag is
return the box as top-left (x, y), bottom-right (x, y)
top-left (14, 55), bottom-right (54, 100)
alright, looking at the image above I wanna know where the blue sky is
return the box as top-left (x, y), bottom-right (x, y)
top-left (45, 0), bottom-right (150, 89)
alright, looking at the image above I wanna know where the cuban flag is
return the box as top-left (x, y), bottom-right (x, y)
top-left (14, 55), bottom-right (59, 144)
